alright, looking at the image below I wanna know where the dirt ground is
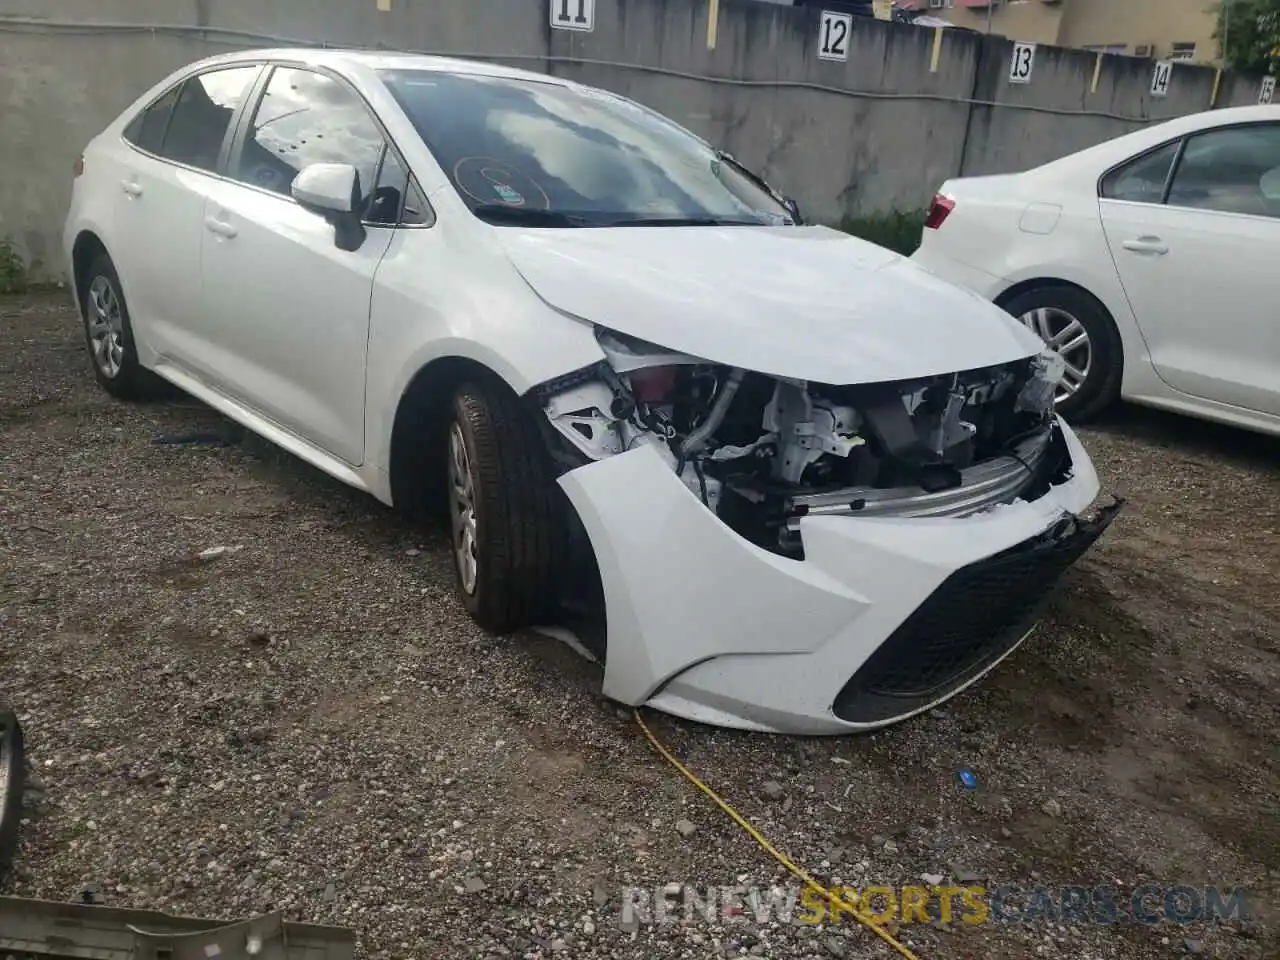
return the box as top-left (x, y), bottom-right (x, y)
top-left (1, 292), bottom-right (1277, 960)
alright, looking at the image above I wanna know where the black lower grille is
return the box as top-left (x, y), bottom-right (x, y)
top-left (832, 497), bottom-right (1123, 724)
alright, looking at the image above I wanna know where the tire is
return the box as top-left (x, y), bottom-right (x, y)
top-left (0, 706), bottom-right (24, 879)
top-left (447, 380), bottom-right (565, 633)
top-left (79, 254), bottom-right (167, 400)
top-left (1001, 284), bottom-right (1123, 422)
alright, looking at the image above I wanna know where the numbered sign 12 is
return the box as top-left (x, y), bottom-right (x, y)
top-left (818, 10), bottom-right (852, 62)
top-left (550, 0), bottom-right (594, 32)
top-left (1150, 60), bottom-right (1173, 98)
top-left (1008, 42), bottom-right (1036, 85)
top-left (1260, 76), bottom-right (1276, 105)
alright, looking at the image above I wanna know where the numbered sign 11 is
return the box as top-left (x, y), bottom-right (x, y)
top-left (1150, 60), bottom-right (1173, 98)
top-left (818, 10), bottom-right (852, 62)
top-left (550, 0), bottom-right (594, 32)
top-left (1261, 76), bottom-right (1276, 105)
top-left (1008, 42), bottom-right (1036, 85)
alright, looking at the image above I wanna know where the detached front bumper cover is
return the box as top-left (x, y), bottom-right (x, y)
top-left (833, 495), bottom-right (1125, 724)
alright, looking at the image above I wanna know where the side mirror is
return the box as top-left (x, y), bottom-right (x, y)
top-left (292, 162), bottom-right (367, 252)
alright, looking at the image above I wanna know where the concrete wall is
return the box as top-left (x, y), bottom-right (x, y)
top-left (0, 0), bottom-right (1269, 279)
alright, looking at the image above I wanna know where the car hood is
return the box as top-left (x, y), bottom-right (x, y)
top-left (495, 224), bottom-right (1044, 384)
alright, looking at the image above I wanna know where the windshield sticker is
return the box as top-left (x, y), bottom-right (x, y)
top-left (491, 182), bottom-right (525, 206)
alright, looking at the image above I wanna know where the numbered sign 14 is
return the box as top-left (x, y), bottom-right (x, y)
top-left (550, 0), bottom-right (594, 32)
top-left (1261, 76), bottom-right (1276, 105)
top-left (1151, 60), bottom-right (1173, 98)
top-left (818, 10), bottom-right (852, 62)
top-left (1008, 42), bottom-right (1036, 85)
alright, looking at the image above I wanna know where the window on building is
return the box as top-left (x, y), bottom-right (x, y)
top-left (1083, 44), bottom-right (1129, 55)
top-left (1170, 42), bottom-right (1197, 60)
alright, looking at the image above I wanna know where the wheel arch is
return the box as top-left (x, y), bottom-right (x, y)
top-left (388, 355), bottom-right (509, 520)
top-left (70, 230), bottom-right (109, 312)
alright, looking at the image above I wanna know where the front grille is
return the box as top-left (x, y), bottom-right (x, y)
top-left (832, 498), bottom-right (1123, 725)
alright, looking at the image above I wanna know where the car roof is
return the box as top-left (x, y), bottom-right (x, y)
top-left (181, 47), bottom-right (566, 86)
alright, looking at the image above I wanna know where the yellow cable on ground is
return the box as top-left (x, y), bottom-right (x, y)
top-left (635, 709), bottom-right (924, 960)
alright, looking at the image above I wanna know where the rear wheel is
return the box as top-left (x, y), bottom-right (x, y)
top-left (1002, 284), bottom-right (1123, 422)
top-left (447, 380), bottom-right (564, 633)
top-left (80, 254), bottom-right (166, 399)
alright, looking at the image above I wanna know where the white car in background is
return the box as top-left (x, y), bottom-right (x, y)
top-left (63, 49), bottom-right (1117, 735)
top-left (912, 105), bottom-right (1280, 433)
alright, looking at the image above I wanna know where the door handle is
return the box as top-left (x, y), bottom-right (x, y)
top-left (204, 216), bottom-right (238, 240)
top-left (121, 180), bottom-right (143, 198)
top-left (1122, 236), bottom-right (1168, 255)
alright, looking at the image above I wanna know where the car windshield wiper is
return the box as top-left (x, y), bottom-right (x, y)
top-left (602, 215), bottom-right (771, 227)
top-left (470, 205), bottom-right (595, 227)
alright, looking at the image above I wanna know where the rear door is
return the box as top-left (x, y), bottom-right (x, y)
top-left (1099, 122), bottom-right (1280, 416)
top-left (197, 64), bottom-right (397, 465)
top-left (112, 65), bottom-right (263, 359)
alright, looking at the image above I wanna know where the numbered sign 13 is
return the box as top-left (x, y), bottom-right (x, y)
top-left (1260, 76), bottom-right (1276, 105)
top-left (1151, 60), bottom-right (1173, 98)
top-left (818, 10), bottom-right (852, 62)
top-left (550, 0), bottom-right (594, 32)
top-left (1008, 42), bottom-right (1036, 85)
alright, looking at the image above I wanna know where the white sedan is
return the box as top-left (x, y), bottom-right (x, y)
top-left (63, 49), bottom-right (1117, 734)
top-left (912, 105), bottom-right (1280, 433)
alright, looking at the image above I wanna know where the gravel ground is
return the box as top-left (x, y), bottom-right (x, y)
top-left (2, 292), bottom-right (1277, 960)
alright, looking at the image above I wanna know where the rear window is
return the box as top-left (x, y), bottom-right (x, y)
top-left (1099, 140), bottom-right (1179, 204)
top-left (124, 84), bottom-right (182, 155)
top-left (162, 66), bottom-right (260, 172)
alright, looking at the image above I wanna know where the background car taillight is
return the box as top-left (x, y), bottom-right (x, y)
top-left (73, 156), bottom-right (85, 178)
top-left (924, 193), bottom-right (955, 230)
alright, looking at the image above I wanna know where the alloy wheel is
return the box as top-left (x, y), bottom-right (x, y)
top-left (86, 275), bottom-right (126, 379)
top-left (1018, 306), bottom-right (1092, 404)
top-left (448, 422), bottom-right (479, 595)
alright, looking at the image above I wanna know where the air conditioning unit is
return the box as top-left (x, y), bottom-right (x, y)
top-left (1134, 44), bottom-right (1153, 57)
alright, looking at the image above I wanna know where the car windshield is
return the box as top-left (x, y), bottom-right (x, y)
top-left (379, 68), bottom-right (794, 227)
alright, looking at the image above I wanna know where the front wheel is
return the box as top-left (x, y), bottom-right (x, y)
top-left (1002, 284), bottom-right (1123, 422)
top-left (447, 381), bottom-right (565, 633)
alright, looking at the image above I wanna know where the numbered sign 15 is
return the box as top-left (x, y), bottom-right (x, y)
top-left (1008, 42), bottom-right (1036, 85)
top-left (550, 0), bottom-right (594, 32)
top-left (818, 10), bottom-right (852, 62)
top-left (1261, 76), bottom-right (1277, 105)
top-left (1150, 60), bottom-right (1173, 98)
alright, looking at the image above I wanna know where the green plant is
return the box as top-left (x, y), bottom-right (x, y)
top-left (0, 240), bottom-right (26, 294)
top-left (1215, 0), bottom-right (1280, 73)
top-left (833, 209), bottom-right (927, 257)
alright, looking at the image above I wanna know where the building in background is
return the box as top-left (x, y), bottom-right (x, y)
top-left (892, 0), bottom-right (1220, 63)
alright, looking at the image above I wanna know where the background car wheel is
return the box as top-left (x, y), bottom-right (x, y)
top-left (0, 704), bottom-right (25, 880)
top-left (448, 380), bottom-right (564, 633)
top-left (80, 254), bottom-right (166, 399)
top-left (1002, 284), bottom-right (1123, 422)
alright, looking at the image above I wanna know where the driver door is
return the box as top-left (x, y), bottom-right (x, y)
top-left (196, 64), bottom-right (395, 466)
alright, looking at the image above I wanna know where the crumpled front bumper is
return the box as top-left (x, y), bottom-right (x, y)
top-left (557, 418), bottom-right (1114, 735)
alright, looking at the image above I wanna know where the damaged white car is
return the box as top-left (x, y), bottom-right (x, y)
top-left (64, 49), bottom-right (1119, 734)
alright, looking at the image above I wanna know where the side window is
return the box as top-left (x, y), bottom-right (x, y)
top-left (161, 66), bottom-right (260, 172)
top-left (124, 83), bottom-right (183, 155)
top-left (367, 149), bottom-right (433, 226)
top-left (1099, 140), bottom-right (1179, 204)
top-left (235, 67), bottom-right (385, 204)
top-left (1167, 124), bottom-right (1280, 219)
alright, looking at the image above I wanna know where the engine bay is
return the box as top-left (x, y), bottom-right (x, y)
top-left (535, 329), bottom-right (1072, 558)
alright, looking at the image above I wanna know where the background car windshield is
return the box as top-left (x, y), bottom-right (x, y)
top-left (380, 69), bottom-right (792, 226)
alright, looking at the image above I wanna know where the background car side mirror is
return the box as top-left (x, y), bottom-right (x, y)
top-left (292, 163), bottom-right (367, 252)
